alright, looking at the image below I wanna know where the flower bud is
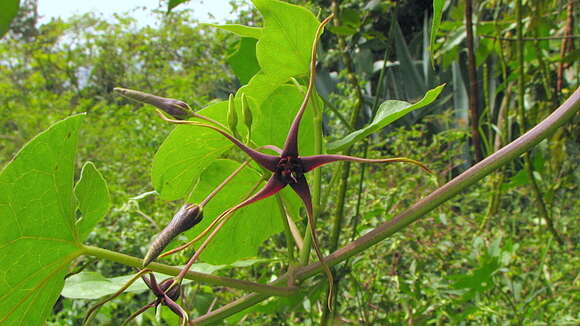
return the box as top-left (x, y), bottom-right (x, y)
top-left (227, 94), bottom-right (242, 139)
top-left (241, 93), bottom-right (253, 131)
top-left (143, 204), bottom-right (203, 266)
top-left (114, 87), bottom-right (193, 120)
top-left (159, 278), bottom-right (181, 301)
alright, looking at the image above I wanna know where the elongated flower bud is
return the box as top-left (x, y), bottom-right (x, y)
top-left (241, 93), bottom-right (253, 131)
top-left (143, 204), bottom-right (203, 266)
top-left (227, 94), bottom-right (242, 139)
top-left (114, 87), bottom-right (193, 120)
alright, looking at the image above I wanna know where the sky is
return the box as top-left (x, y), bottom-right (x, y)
top-left (38, 0), bottom-right (239, 26)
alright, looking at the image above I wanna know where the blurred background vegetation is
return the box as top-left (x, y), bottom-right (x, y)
top-left (0, 0), bottom-right (578, 324)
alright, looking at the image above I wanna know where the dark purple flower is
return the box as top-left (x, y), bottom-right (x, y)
top-left (122, 274), bottom-right (187, 325)
top-left (156, 94), bottom-right (431, 307)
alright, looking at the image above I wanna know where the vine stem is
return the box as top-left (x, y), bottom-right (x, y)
top-left (81, 245), bottom-right (296, 297)
top-left (190, 88), bottom-right (579, 325)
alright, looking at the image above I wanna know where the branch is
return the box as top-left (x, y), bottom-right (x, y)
top-left (190, 88), bottom-right (580, 325)
top-left (82, 246), bottom-right (297, 297)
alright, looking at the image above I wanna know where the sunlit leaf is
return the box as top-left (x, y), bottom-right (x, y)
top-left (209, 24), bottom-right (262, 39)
top-left (185, 159), bottom-right (283, 264)
top-left (253, 0), bottom-right (319, 78)
top-left (0, 0), bottom-right (20, 38)
top-left (74, 162), bottom-right (110, 241)
top-left (152, 102), bottom-right (232, 201)
top-left (328, 85), bottom-right (445, 152)
top-left (0, 115), bottom-right (85, 325)
top-left (227, 38), bottom-right (260, 85)
top-left (253, 85), bottom-right (315, 156)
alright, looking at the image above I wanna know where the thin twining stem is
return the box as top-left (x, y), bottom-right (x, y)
top-left (83, 269), bottom-right (152, 326)
top-left (156, 110), bottom-right (279, 172)
top-left (159, 179), bottom-right (263, 259)
top-left (200, 160), bottom-right (250, 207)
top-left (83, 245), bottom-right (297, 297)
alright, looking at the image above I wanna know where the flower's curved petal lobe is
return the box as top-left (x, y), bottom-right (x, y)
top-left (288, 177), bottom-right (313, 218)
top-left (281, 105), bottom-right (306, 157)
top-left (301, 155), bottom-right (432, 174)
top-left (235, 175), bottom-right (287, 210)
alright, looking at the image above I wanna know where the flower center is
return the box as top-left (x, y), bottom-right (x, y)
top-left (276, 156), bottom-right (304, 184)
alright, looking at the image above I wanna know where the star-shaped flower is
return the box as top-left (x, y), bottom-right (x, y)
top-left (115, 15), bottom-right (431, 308)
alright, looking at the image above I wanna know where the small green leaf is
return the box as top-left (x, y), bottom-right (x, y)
top-left (253, 0), bottom-right (319, 78)
top-left (75, 162), bottom-right (110, 241)
top-left (167, 0), bottom-right (189, 12)
top-left (185, 159), bottom-right (282, 264)
top-left (209, 24), bottom-right (262, 39)
top-left (62, 271), bottom-right (191, 300)
top-left (152, 102), bottom-right (232, 201)
top-left (62, 258), bottom-right (273, 300)
top-left (328, 85), bottom-right (446, 152)
top-left (327, 25), bottom-right (357, 36)
top-left (430, 0), bottom-right (445, 54)
top-left (227, 38), bottom-right (261, 85)
top-left (0, 0), bottom-right (20, 38)
top-left (0, 114), bottom-right (85, 325)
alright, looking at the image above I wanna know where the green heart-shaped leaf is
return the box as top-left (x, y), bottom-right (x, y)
top-left (0, 114), bottom-right (85, 325)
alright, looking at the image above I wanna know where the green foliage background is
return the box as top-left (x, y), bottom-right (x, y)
top-left (0, 0), bottom-right (578, 325)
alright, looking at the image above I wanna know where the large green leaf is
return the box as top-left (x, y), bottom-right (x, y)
top-left (0, 114), bottom-right (85, 325)
top-left (152, 102), bottom-right (232, 201)
top-left (238, 71), bottom-right (288, 110)
top-left (227, 38), bottom-right (261, 85)
top-left (253, 0), bottom-right (319, 78)
top-left (74, 162), bottom-right (110, 241)
top-left (253, 84), bottom-right (315, 156)
top-left (185, 159), bottom-right (283, 264)
top-left (209, 24), bottom-right (262, 39)
top-left (327, 85), bottom-right (446, 152)
top-left (0, 0), bottom-right (19, 38)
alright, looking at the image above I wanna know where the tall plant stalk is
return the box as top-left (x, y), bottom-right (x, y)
top-left (465, 0), bottom-right (484, 162)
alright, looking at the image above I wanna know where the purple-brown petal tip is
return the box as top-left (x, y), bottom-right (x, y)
top-left (301, 154), bottom-right (432, 174)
